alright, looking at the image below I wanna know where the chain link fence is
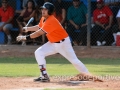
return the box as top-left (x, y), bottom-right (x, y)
top-left (0, 0), bottom-right (120, 46)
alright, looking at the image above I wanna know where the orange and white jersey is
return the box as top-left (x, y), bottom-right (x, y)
top-left (38, 15), bottom-right (68, 43)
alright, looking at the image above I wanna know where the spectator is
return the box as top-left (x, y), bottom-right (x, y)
top-left (22, 0), bottom-right (37, 9)
top-left (0, 0), bottom-right (14, 44)
top-left (67, 0), bottom-right (87, 46)
top-left (53, 0), bottom-right (66, 27)
top-left (15, 0), bottom-right (37, 14)
top-left (91, 0), bottom-right (113, 46)
top-left (111, 9), bottom-right (120, 46)
top-left (16, 0), bottom-right (36, 45)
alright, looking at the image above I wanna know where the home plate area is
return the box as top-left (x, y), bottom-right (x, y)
top-left (67, 81), bottom-right (89, 84)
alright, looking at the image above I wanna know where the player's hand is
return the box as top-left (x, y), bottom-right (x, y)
top-left (22, 27), bottom-right (28, 32)
top-left (16, 35), bottom-right (26, 42)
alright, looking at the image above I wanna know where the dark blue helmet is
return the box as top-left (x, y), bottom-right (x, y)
top-left (41, 2), bottom-right (55, 15)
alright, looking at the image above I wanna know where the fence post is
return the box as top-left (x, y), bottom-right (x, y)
top-left (87, 0), bottom-right (91, 48)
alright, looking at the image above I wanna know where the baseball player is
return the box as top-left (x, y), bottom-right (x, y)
top-left (16, 2), bottom-right (94, 82)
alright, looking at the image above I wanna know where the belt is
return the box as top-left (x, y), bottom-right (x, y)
top-left (55, 39), bottom-right (65, 43)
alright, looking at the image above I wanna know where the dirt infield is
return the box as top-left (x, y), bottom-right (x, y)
top-left (0, 77), bottom-right (120, 90)
top-left (0, 45), bottom-right (120, 90)
top-left (1, 45), bottom-right (120, 58)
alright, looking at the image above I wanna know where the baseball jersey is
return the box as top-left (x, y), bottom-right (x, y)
top-left (38, 15), bottom-right (68, 43)
top-left (0, 5), bottom-right (14, 22)
top-left (93, 6), bottom-right (113, 24)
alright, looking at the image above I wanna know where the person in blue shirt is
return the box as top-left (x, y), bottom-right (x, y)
top-left (67, 0), bottom-right (87, 46)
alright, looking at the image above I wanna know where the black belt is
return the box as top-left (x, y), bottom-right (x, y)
top-left (55, 39), bottom-right (65, 43)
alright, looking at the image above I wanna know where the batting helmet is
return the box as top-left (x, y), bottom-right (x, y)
top-left (41, 2), bottom-right (55, 15)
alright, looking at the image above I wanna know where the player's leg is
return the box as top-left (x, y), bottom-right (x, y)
top-left (56, 37), bottom-right (89, 74)
top-left (58, 37), bottom-right (103, 81)
top-left (34, 41), bottom-right (57, 82)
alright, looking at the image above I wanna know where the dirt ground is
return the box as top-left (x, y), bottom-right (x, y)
top-left (0, 45), bottom-right (120, 90)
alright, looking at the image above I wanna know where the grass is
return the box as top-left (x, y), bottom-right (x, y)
top-left (0, 57), bottom-right (120, 77)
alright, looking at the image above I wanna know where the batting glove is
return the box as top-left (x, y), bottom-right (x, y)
top-left (22, 27), bottom-right (28, 32)
top-left (16, 35), bottom-right (26, 42)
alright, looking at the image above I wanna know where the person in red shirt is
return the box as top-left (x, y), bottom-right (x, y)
top-left (16, 2), bottom-right (102, 82)
top-left (0, 0), bottom-right (14, 44)
top-left (91, 0), bottom-right (113, 46)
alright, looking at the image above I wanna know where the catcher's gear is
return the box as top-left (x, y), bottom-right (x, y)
top-left (16, 36), bottom-right (26, 42)
top-left (41, 2), bottom-right (55, 15)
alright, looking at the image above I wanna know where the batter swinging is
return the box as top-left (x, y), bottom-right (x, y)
top-left (17, 2), bottom-right (93, 82)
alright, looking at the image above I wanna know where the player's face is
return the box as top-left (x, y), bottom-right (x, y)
top-left (27, 1), bottom-right (33, 8)
top-left (2, 1), bottom-right (8, 8)
top-left (97, 3), bottom-right (104, 9)
top-left (73, 1), bottom-right (80, 8)
top-left (41, 8), bottom-right (49, 18)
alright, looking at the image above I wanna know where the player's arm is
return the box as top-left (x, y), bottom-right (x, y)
top-left (24, 25), bottom-right (40, 32)
top-left (105, 15), bottom-right (113, 29)
top-left (29, 29), bottom-right (45, 39)
top-left (16, 29), bottom-right (46, 41)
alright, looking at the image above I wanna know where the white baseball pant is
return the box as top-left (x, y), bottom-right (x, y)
top-left (35, 37), bottom-right (89, 74)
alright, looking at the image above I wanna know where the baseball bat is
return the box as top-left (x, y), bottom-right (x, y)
top-left (25, 17), bottom-right (34, 27)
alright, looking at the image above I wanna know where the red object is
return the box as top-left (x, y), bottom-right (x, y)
top-left (0, 5), bottom-right (14, 22)
top-left (116, 35), bottom-right (120, 46)
top-left (93, 6), bottom-right (113, 24)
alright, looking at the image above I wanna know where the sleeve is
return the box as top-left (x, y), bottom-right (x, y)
top-left (38, 17), bottom-right (54, 33)
top-left (67, 7), bottom-right (72, 20)
top-left (81, 3), bottom-right (87, 15)
top-left (105, 6), bottom-right (113, 16)
top-left (116, 10), bottom-right (120, 18)
top-left (38, 18), bottom-right (43, 28)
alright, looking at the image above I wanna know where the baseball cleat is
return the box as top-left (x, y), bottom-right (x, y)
top-left (34, 77), bottom-right (50, 82)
